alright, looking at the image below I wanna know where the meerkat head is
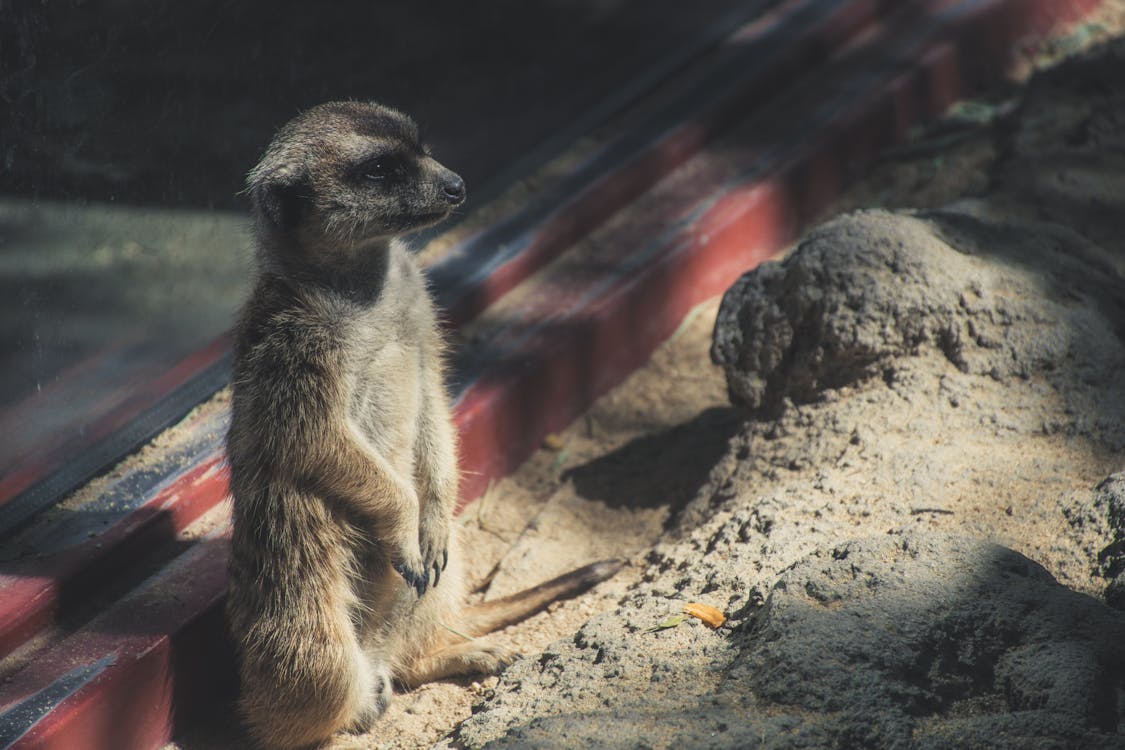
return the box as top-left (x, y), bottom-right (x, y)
top-left (246, 101), bottom-right (466, 259)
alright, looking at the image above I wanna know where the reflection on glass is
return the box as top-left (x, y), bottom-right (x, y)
top-left (0, 0), bottom-right (757, 520)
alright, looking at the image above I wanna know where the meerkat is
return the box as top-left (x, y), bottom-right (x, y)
top-left (224, 101), bottom-right (622, 750)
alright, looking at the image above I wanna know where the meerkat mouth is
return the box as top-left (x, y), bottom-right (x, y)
top-left (336, 211), bottom-right (454, 243)
top-left (399, 209), bottom-right (455, 233)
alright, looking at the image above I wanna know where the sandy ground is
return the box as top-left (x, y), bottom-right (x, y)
top-left (168, 8), bottom-right (1125, 749)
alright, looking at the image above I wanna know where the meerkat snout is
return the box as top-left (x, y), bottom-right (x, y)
top-left (441, 173), bottom-right (466, 206)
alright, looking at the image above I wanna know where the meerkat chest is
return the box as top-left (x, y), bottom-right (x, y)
top-left (344, 268), bottom-right (436, 467)
top-left (346, 336), bottom-right (423, 466)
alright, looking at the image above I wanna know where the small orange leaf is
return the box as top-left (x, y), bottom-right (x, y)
top-left (683, 602), bottom-right (726, 629)
top-left (543, 433), bottom-right (565, 451)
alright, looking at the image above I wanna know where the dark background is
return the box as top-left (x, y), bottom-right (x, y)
top-left (1, 0), bottom-right (757, 209)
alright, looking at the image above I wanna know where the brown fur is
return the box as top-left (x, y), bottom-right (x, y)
top-left (225, 101), bottom-right (622, 750)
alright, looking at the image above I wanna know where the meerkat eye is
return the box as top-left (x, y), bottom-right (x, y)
top-left (362, 158), bottom-right (388, 182)
top-left (359, 154), bottom-right (409, 185)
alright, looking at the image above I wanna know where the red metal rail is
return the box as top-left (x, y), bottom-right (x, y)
top-left (0, 0), bottom-right (888, 522)
top-left (0, 0), bottom-right (893, 669)
top-left (0, 1), bottom-right (1101, 748)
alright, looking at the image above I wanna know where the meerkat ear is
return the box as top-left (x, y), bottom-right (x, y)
top-left (248, 166), bottom-right (308, 229)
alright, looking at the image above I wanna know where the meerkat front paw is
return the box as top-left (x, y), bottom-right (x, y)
top-left (391, 541), bottom-right (429, 596)
top-left (418, 514), bottom-right (450, 590)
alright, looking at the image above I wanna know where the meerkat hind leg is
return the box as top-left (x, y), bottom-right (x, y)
top-left (344, 659), bottom-right (394, 735)
top-left (399, 638), bottom-right (516, 688)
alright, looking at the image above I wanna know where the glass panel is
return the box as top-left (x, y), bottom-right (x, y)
top-left (0, 0), bottom-right (759, 520)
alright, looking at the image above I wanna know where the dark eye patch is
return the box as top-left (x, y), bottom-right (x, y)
top-left (351, 151), bottom-right (404, 184)
top-left (360, 155), bottom-right (393, 182)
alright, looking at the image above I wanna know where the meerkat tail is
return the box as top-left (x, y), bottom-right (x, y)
top-left (461, 558), bottom-right (625, 636)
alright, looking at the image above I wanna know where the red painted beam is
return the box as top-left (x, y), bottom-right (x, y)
top-left (0, 537), bottom-right (231, 750)
top-left (0, 0), bottom-right (891, 664)
top-left (0, 0), bottom-right (885, 518)
top-left (0, 449), bottom-right (228, 659)
top-left (429, 0), bottom-right (895, 327)
top-left (452, 179), bottom-right (796, 502)
top-left (0, 1), bottom-right (1103, 748)
top-left (451, 0), bottom-right (1102, 497)
top-left (0, 3), bottom-right (889, 648)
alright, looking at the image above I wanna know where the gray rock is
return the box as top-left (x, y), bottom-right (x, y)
top-left (740, 533), bottom-right (1125, 749)
top-left (456, 533), bottom-right (1125, 749)
top-left (995, 40), bottom-right (1125, 254)
top-left (1106, 575), bottom-right (1125, 612)
top-left (1095, 474), bottom-right (1125, 549)
top-left (711, 209), bottom-right (1125, 450)
top-left (1066, 472), bottom-right (1125, 604)
top-left (712, 210), bottom-right (973, 413)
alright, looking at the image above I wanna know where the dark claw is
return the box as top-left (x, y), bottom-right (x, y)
top-left (432, 562), bottom-right (441, 588)
top-left (393, 561), bottom-right (427, 596)
top-left (392, 560), bottom-right (411, 585)
top-left (441, 548), bottom-right (449, 570)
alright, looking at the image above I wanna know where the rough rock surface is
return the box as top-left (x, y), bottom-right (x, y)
top-left (741, 534), bottom-right (1125, 749)
top-left (994, 36), bottom-right (1125, 253)
top-left (1067, 472), bottom-right (1125, 609)
top-left (711, 208), bottom-right (1125, 444)
top-left (455, 534), bottom-right (1125, 749)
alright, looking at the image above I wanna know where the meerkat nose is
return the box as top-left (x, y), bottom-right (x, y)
top-left (442, 174), bottom-right (466, 206)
